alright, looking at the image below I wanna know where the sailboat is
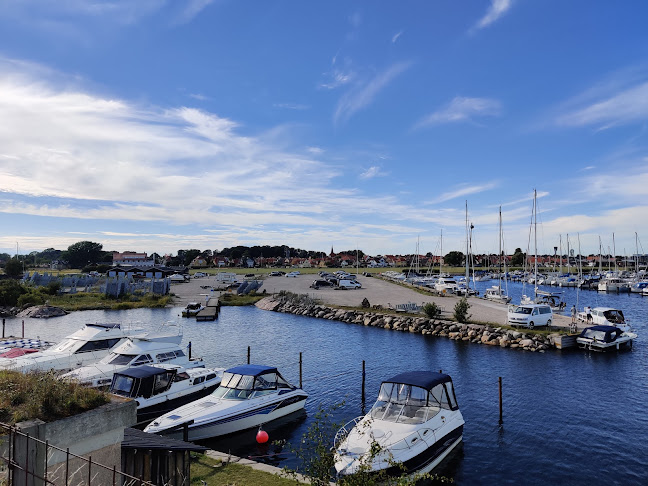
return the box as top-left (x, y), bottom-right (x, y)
top-left (521, 190), bottom-right (541, 305)
top-left (485, 206), bottom-right (511, 303)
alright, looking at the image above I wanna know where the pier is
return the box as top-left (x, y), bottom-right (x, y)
top-left (195, 297), bottom-right (220, 321)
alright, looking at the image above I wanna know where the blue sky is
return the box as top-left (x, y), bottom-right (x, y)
top-left (1, 0), bottom-right (648, 259)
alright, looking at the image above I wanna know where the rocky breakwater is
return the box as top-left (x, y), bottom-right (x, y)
top-left (17, 305), bottom-right (68, 318)
top-left (256, 296), bottom-right (562, 352)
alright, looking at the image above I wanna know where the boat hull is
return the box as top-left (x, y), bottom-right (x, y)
top-left (135, 382), bottom-right (220, 427)
top-left (156, 394), bottom-right (308, 441)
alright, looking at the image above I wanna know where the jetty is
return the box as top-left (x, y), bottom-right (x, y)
top-left (195, 297), bottom-right (220, 321)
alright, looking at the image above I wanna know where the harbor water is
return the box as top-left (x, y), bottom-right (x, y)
top-left (2, 281), bottom-right (647, 484)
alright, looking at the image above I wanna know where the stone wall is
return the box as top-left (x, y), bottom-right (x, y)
top-left (256, 296), bottom-right (562, 352)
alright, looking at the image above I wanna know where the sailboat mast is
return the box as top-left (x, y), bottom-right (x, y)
top-left (465, 201), bottom-right (469, 285)
top-left (559, 235), bottom-right (562, 275)
top-left (613, 233), bottom-right (617, 274)
top-left (534, 190), bottom-right (538, 298)
top-left (577, 233), bottom-right (582, 309)
top-left (599, 237), bottom-right (603, 275)
top-left (440, 229), bottom-right (443, 277)
top-left (567, 234), bottom-right (570, 275)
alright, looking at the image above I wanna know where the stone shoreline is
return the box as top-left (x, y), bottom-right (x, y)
top-left (256, 295), bottom-right (566, 352)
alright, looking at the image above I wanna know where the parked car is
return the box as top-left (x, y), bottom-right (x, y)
top-left (194, 272), bottom-right (207, 278)
top-left (310, 280), bottom-right (334, 289)
top-left (286, 271), bottom-right (300, 277)
top-left (336, 279), bottom-right (362, 290)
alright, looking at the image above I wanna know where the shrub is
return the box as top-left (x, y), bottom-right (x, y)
top-left (17, 291), bottom-right (45, 308)
top-left (0, 279), bottom-right (26, 306)
top-left (453, 298), bottom-right (471, 323)
top-left (423, 302), bottom-right (442, 319)
top-left (361, 298), bottom-right (370, 308)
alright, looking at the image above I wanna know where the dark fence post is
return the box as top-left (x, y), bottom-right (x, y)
top-left (499, 376), bottom-right (503, 424)
top-left (299, 352), bottom-right (303, 388)
top-left (88, 455), bottom-right (92, 486)
top-left (25, 433), bottom-right (29, 486)
top-left (65, 448), bottom-right (69, 486)
top-left (44, 440), bottom-right (48, 483)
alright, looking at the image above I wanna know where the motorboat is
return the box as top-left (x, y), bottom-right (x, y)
top-left (434, 278), bottom-right (458, 294)
top-left (170, 274), bottom-right (188, 283)
top-left (484, 286), bottom-right (511, 304)
top-left (0, 323), bottom-right (143, 373)
top-left (576, 307), bottom-right (632, 331)
top-left (334, 371), bottom-right (464, 477)
top-left (144, 364), bottom-right (308, 440)
top-left (61, 329), bottom-right (204, 389)
top-left (576, 325), bottom-right (637, 351)
top-left (110, 364), bottom-right (224, 427)
top-left (597, 277), bottom-right (630, 293)
top-left (182, 302), bottom-right (204, 317)
top-left (629, 281), bottom-right (648, 293)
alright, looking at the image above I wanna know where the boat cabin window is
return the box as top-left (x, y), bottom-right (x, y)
top-left (153, 372), bottom-right (174, 395)
top-left (206, 373), bottom-right (217, 381)
top-left (603, 310), bottom-right (624, 324)
top-left (108, 353), bottom-right (137, 365)
top-left (371, 382), bottom-right (443, 424)
top-left (156, 350), bottom-right (183, 362)
top-left (132, 354), bottom-right (153, 366)
top-left (75, 338), bottom-right (122, 353)
top-left (111, 375), bottom-right (135, 397)
top-left (193, 376), bottom-right (205, 385)
top-left (174, 372), bottom-right (190, 382)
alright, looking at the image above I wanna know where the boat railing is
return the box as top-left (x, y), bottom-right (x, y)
top-left (334, 416), bottom-right (364, 448)
top-left (383, 427), bottom-right (436, 452)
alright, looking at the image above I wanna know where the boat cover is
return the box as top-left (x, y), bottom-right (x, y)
top-left (578, 325), bottom-right (623, 343)
top-left (382, 371), bottom-right (452, 391)
top-left (118, 365), bottom-right (171, 379)
top-left (0, 348), bottom-right (39, 358)
top-left (225, 364), bottom-right (277, 376)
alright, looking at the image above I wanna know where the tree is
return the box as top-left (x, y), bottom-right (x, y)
top-left (62, 241), bottom-right (104, 269)
top-left (511, 248), bottom-right (525, 267)
top-left (4, 258), bottom-right (23, 278)
top-left (444, 251), bottom-right (464, 267)
top-left (0, 280), bottom-right (26, 306)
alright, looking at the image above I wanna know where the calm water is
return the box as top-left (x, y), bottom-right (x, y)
top-left (2, 283), bottom-right (647, 485)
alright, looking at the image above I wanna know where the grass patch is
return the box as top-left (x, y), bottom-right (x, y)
top-left (0, 370), bottom-right (109, 425)
top-left (45, 292), bottom-right (172, 311)
top-left (191, 454), bottom-right (300, 486)
top-left (219, 293), bottom-right (265, 306)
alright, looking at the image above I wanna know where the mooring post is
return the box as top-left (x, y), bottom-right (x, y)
top-left (247, 346), bottom-right (251, 364)
top-left (299, 352), bottom-right (303, 388)
top-left (188, 341), bottom-right (192, 360)
top-left (22, 320), bottom-right (24, 338)
top-left (499, 376), bottom-right (503, 424)
top-left (2, 318), bottom-right (5, 338)
top-left (361, 360), bottom-right (366, 404)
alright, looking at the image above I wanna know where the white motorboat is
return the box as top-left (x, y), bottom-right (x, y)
top-left (144, 364), bottom-right (308, 440)
top-left (629, 281), bottom-right (648, 293)
top-left (576, 307), bottom-right (633, 331)
top-left (61, 329), bottom-right (204, 388)
top-left (110, 364), bottom-right (225, 427)
top-left (597, 277), bottom-right (630, 293)
top-left (0, 323), bottom-right (143, 373)
top-left (434, 278), bottom-right (458, 294)
top-left (484, 286), bottom-right (511, 304)
top-left (576, 325), bottom-right (637, 351)
top-left (182, 302), bottom-right (205, 317)
top-left (334, 372), bottom-right (464, 477)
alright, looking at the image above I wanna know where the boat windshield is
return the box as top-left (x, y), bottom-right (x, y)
top-left (111, 375), bottom-right (135, 397)
top-left (106, 353), bottom-right (137, 365)
top-left (510, 306), bottom-right (532, 314)
top-left (370, 382), bottom-right (454, 424)
top-left (49, 339), bottom-right (78, 353)
top-left (603, 310), bottom-right (624, 324)
top-left (212, 371), bottom-right (291, 400)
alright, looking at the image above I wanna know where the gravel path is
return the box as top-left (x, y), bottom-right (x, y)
top-left (170, 273), bottom-right (573, 330)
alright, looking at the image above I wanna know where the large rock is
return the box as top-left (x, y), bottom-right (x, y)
top-left (17, 305), bottom-right (68, 318)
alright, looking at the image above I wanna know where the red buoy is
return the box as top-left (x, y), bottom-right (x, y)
top-left (256, 428), bottom-right (269, 444)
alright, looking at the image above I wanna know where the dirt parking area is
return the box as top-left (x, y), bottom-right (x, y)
top-left (170, 273), bottom-right (572, 329)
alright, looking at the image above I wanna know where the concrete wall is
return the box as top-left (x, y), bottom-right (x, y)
top-left (13, 398), bottom-right (136, 485)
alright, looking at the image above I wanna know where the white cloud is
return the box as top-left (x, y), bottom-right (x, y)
top-left (556, 81), bottom-right (648, 128)
top-left (432, 182), bottom-right (499, 204)
top-left (416, 96), bottom-right (501, 127)
top-left (474, 0), bottom-right (514, 30)
top-left (173, 0), bottom-right (216, 25)
top-left (189, 93), bottom-right (210, 101)
top-left (392, 31), bottom-right (403, 44)
top-left (273, 102), bottom-right (310, 110)
top-left (359, 166), bottom-right (387, 179)
top-left (334, 62), bottom-right (412, 124)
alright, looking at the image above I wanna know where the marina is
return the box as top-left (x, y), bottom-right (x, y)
top-left (0, 280), bottom-right (646, 484)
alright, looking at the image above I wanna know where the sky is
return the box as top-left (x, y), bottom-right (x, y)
top-left (1, 0), bottom-right (648, 259)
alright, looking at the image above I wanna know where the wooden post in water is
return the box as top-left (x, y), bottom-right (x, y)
top-left (247, 346), bottom-right (251, 364)
top-left (2, 318), bottom-right (4, 338)
top-left (22, 320), bottom-right (24, 338)
top-left (499, 376), bottom-right (503, 424)
top-left (299, 352), bottom-right (303, 388)
top-left (361, 360), bottom-right (366, 409)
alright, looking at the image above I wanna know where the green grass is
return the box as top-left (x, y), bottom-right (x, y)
top-left (0, 370), bottom-right (109, 425)
top-left (219, 293), bottom-right (266, 306)
top-left (45, 292), bottom-right (172, 311)
top-left (191, 454), bottom-right (301, 486)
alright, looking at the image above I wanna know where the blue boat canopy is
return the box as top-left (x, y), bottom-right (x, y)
top-left (225, 364), bottom-right (278, 377)
top-left (382, 371), bottom-right (452, 391)
top-left (579, 325), bottom-right (623, 343)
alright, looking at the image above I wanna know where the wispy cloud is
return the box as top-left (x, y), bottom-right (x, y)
top-left (416, 96), bottom-right (501, 127)
top-left (172, 0), bottom-right (215, 25)
top-left (359, 166), bottom-right (388, 179)
top-left (334, 61), bottom-right (412, 124)
top-left (273, 102), bottom-right (310, 110)
top-left (319, 68), bottom-right (354, 90)
top-left (432, 182), bottom-right (499, 204)
top-left (556, 81), bottom-right (648, 129)
top-left (189, 93), bottom-right (210, 101)
top-left (473, 0), bottom-right (514, 31)
top-left (392, 31), bottom-right (403, 44)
